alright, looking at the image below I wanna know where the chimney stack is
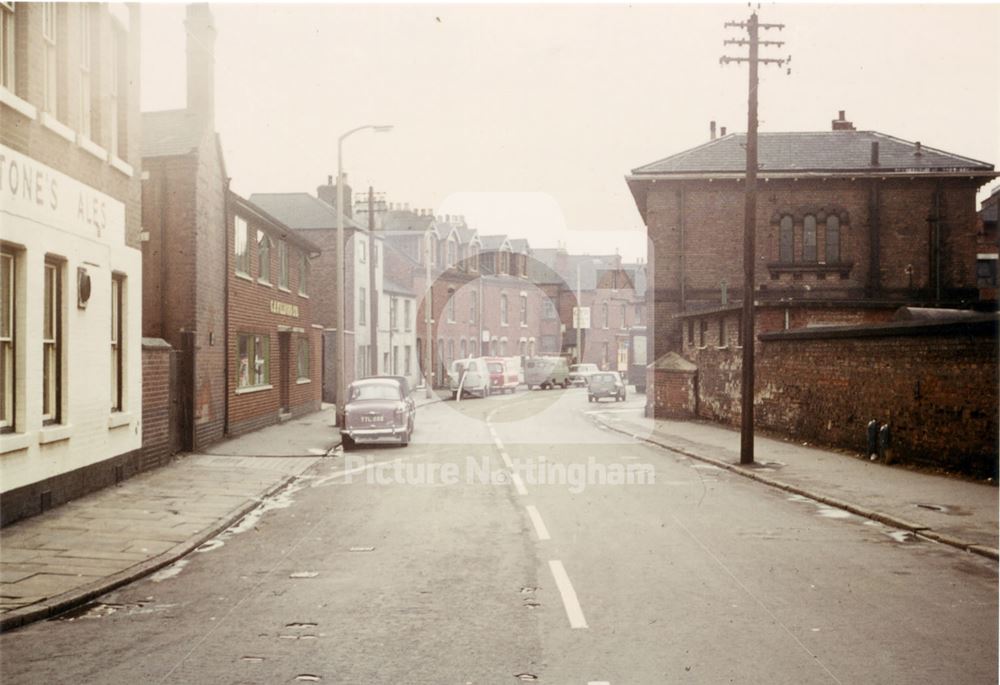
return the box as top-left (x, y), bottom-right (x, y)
top-left (710, 121), bottom-right (717, 141)
top-left (870, 141), bottom-right (880, 167)
top-left (720, 126), bottom-right (727, 137)
top-left (316, 174), bottom-right (352, 218)
top-left (185, 4), bottom-right (217, 125)
top-left (832, 110), bottom-right (856, 131)
top-left (914, 141), bottom-right (923, 156)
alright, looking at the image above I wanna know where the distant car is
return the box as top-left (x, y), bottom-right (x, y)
top-left (485, 357), bottom-right (519, 394)
top-left (525, 356), bottom-right (570, 390)
top-left (342, 378), bottom-right (414, 450)
top-left (568, 363), bottom-right (600, 387)
top-left (588, 372), bottom-right (626, 403)
top-left (448, 357), bottom-right (490, 399)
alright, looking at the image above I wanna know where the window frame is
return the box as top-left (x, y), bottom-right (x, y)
top-left (278, 240), bottom-right (289, 289)
top-left (620, 303), bottom-right (627, 329)
top-left (358, 286), bottom-right (366, 326)
top-left (42, 2), bottom-right (57, 114)
top-left (298, 252), bottom-right (309, 296)
top-left (234, 215), bottom-right (250, 276)
top-left (447, 287), bottom-right (456, 323)
top-left (79, 4), bottom-right (93, 139)
top-left (519, 293), bottom-right (527, 326)
top-left (0, 3), bottom-right (15, 91)
top-left (779, 215), bottom-right (794, 263)
top-left (42, 259), bottom-right (62, 424)
top-left (825, 215), bottom-right (841, 263)
top-left (110, 274), bottom-right (124, 412)
top-left (802, 214), bottom-right (818, 262)
top-left (404, 299), bottom-right (412, 331)
top-left (257, 230), bottom-right (271, 284)
top-left (237, 332), bottom-right (270, 390)
top-left (296, 337), bottom-right (310, 381)
top-left (0, 247), bottom-right (14, 432)
top-left (500, 293), bottom-right (508, 326)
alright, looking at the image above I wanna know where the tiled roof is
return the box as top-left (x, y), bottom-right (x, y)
top-left (631, 131), bottom-right (994, 176)
top-left (248, 193), bottom-right (365, 231)
top-left (142, 109), bottom-right (207, 158)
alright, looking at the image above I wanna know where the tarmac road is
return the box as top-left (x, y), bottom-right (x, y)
top-left (0, 387), bottom-right (996, 684)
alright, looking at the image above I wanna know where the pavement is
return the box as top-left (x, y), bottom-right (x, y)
top-left (589, 404), bottom-right (999, 559)
top-left (1, 387), bottom-right (994, 633)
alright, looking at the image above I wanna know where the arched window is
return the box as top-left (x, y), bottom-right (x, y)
top-left (447, 238), bottom-right (457, 267)
top-left (447, 339), bottom-right (454, 362)
top-left (500, 293), bottom-right (508, 325)
top-left (803, 215), bottom-right (817, 262)
top-left (779, 215), bottom-right (794, 262)
top-left (460, 338), bottom-right (467, 358)
top-left (519, 294), bottom-right (528, 325)
top-left (470, 243), bottom-right (479, 272)
top-left (447, 288), bottom-right (456, 322)
top-left (826, 215), bottom-right (840, 263)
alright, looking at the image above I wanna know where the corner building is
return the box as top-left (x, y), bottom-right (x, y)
top-left (0, 4), bottom-right (143, 524)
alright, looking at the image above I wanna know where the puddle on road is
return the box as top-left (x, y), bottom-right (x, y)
top-left (289, 571), bottom-right (319, 579)
top-left (295, 675), bottom-right (322, 682)
top-left (241, 656), bottom-right (265, 662)
top-left (151, 559), bottom-right (189, 582)
top-left (55, 598), bottom-right (178, 621)
top-left (787, 495), bottom-right (922, 546)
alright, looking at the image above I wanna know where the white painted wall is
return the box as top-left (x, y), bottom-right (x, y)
top-left (0, 144), bottom-right (142, 492)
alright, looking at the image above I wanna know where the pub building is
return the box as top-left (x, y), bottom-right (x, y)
top-left (225, 191), bottom-right (323, 436)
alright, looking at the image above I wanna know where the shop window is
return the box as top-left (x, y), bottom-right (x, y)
top-left (297, 337), bottom-right (310, 380)
top-left (234, 216), bottom-right (250, 276)
top-left (826, 215), bottom-right (840, 263)
top-left (110, 274), bottom-right (124, 411)
top-left (237, 333), bottom-right (269, 389)
top-left (779, 215), bottom-right (794, 262)
top-left (257, 231), bottom-right (271, 284)
top-left (278, 240), bottom-right (289, 289)
top-left (803, 215), bottom-right (817, 262)
top-left (42, 260), bottom-right (62, 423)
top-left (0, 248), bottom-right (14, 432)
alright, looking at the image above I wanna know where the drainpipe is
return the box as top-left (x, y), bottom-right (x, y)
top-left (368, 187), bottom-right (378, 374)
top-left (931, 185), bottom-right (942, 302)
top-left (678, 187), bottom-right (686, 312)
top-left (223, 178), bottom-right (231, 436)
top-left (867, 180), bottom-right (881, 298)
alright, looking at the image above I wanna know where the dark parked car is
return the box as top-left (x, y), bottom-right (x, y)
top-left (365, 375), bottom-right (415, 422)
top-left (342, 378), bottom-right (415, 450)
top-left (588, 372), bottom-right (626, 403)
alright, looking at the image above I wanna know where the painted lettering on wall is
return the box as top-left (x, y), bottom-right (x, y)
top-left (270, 300), bottom-right (300, 318)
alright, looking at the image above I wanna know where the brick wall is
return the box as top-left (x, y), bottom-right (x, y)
top-left (141, 339), bottom-right (175, 470)
top-left (677, 313), bottom-right (998, 475)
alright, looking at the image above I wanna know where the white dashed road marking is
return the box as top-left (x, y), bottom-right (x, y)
top-left (525, 505), bottom-right (550, 540)
top-left (511, 472), bottom-right (528, 496)
top-left (549, 560), bottom-right (588, 629)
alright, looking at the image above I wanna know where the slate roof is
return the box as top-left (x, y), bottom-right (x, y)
top-left (631, 131), bottom-right (994, 177)
top-left (478, 235), bottom-right (511, 251)
top-left (380, 210), bottom-right (435, 234)
top-left (383, 277), bottom-right (415, 296)
top-left (142, 109), bottom-right (207, 158)
top-left (509, 238), bottom-right (530, 254)
top-left (248, 193), bottom-right (365, 231)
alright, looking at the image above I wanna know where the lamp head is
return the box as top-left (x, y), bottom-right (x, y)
top-left (373, 125), bottom-right (394, 133)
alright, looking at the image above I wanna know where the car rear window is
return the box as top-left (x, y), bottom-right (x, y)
top-left (351, 384), bottom-right (401, 401)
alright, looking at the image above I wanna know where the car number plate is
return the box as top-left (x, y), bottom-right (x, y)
top-left (361, 415), bottom-right (384, 423)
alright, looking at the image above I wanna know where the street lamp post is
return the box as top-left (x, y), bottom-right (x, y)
top-left (335, 124), bottom-right (392, 425)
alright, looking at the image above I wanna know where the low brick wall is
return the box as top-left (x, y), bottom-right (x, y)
top-left (141, 338), bottom-right (176, 471)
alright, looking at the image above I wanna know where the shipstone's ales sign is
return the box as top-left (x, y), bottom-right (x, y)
top-left (270, 300), bottom-right (299, 318)
top-left (0, 144), bottom-right (125, 244)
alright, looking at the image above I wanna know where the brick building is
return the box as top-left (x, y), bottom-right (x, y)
top-left (1, 3), bottom-right (143, 524)
top-left (140, 4), bottom-right (226, 450)
top-left (225, 192), bottom-right (322, 436)
top-left (628, 112), bottom-right (998, 470)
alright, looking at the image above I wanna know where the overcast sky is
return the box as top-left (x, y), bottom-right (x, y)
top-left (140, 2), bottom-right (1000, 262)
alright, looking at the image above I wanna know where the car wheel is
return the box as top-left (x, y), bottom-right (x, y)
top-left (341, 434), bottom-right (354, 451)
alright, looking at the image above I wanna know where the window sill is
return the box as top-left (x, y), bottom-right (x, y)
top-left (298, 292), bottom-right (309, 299)
top-left (235, 271), bottom-right (253, 282)
top-left (296, 378), bottom-right (311, 385)
top-left (110, 156), bottom-right (134, 177)
top-left (766, 261), bottom-right (854, 275)
top-left (278, 286), bottom-right (291, 293)
top-left (0, 432), bottom-right (32, 454)
top-left (257, 278), bottom-right (273, 287)
top-left (39, 424), bottom-right (73, 444)
top-left (235, 384), bottom-right (273, 395)
top-left (0, 87), bottom-right (38, 120)
top-left (78, 135), bottom-right (108, 161)
top-left (108, 412), bottom-right (134, 429)
top-left (41, 112), bottom-right (76, 143)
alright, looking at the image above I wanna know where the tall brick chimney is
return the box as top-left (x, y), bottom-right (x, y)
top-left (832, 110), bottom-right (856, 131)
top-left (185, 4), bottom-right (217, 124)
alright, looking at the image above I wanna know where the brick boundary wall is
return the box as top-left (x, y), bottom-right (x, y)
top-left (691, 318), bottom-right (998, 476)
top-left (140, 338), bottom-right (176, 471)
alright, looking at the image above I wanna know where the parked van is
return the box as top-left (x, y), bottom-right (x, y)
top-left (448, 357), bottom-right (490, 399)
top-left (485, 357), bottom-right (519, 394)
top-left (525, 356), bottom-right (570, 390)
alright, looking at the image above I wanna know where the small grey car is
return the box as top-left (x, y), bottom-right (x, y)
top-left (588, 372), bottom-right (626, 403)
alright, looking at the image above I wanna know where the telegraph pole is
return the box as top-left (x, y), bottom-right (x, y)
top-left (721, 11), bottom-right (789, 465)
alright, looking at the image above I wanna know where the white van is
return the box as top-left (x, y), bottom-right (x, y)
top-left (448, 357), bottom-right (490, 399)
